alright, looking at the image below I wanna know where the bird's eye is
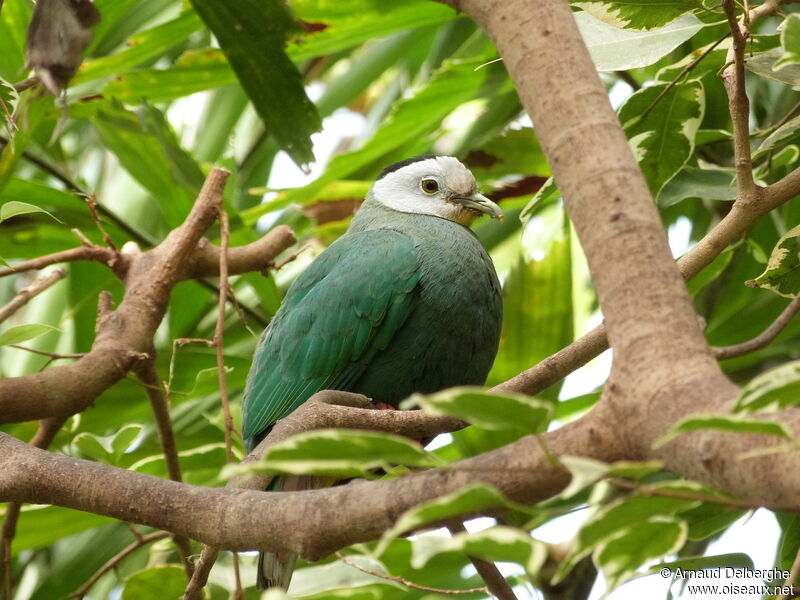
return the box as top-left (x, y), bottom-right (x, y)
top-left (421, 178), bottom-right (440, 194)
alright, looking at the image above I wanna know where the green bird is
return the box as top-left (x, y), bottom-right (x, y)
top-left (242, 155), bottom-right (504, 590)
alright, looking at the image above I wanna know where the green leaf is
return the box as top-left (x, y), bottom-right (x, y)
top-left (653, 414), bottom-right (792, 449)
top-left (189, 0), bottom-right (321, 169)
top-left (737, 360), bottom-right (800, 412)
top-left (132, 443), bottom-right (233, 485)
top-left (288, 0), bottom-right (458, 62)
top-left (262, 57), bottom-right (509, 214)
top-left (778, 512), bottom-right (800, 571)
top-left (0, 201), bottom-right (61, 223)
top-left (755, 115), bottom-right (800, 160)
top-left (553, 489), bottom-right (697, 583)
top-left (412, 386), bottom-right (553, 433)
top-left (619, 80), bottom-right (705, 198)
top-left (658, 166), bottom-right (736, 207)
top-left (464, 128), bottom-right (550, 178)
top-left (745, 52), bottom-right (800, 86)
top-left (750, 224), bottom-right (800, 297)
top-left (122, 565), bottom-right (187, 600)
top-left (573, 0), bottom-right (704, 30)
top-left (520, 176), bottom-right (559, 223)
top-left (0, 323), bottom-right (59, 346)
top-left (73, 425), bottom-right (144, 464)
top-left (225, 429), bottom-right (439, 479)
top-left (0, 0), bottom-right (31, 81)
top-left (11, 505), bottom-right (116, 553)
top-left (596, 517), bottom-right (687, 591)
top-left (489, 205), bottom-right (572, 394)
top-left (682, 502), bottom-right (746, 540)
top-left (412, 526), bottom-right (546, 575)
top-left (558, 456), bottom-right (613, 498)
top-left (576, 11), bottom-right (704, 71)
top-left (687, 246), bottom-right (734, 296)
top-left (775, 14), bottom-right (800, 70)
top-left (289, 555), bottom-right (402, 597)
top-left (378, 483), bottom-right (524, 555)
top-left (75, 10), bottom-right (204, 83)
top-left (0, 76), bottom-right (18, 139)
top-left (101, 49), bottom-right (237, 103)
top-left (91, 103), bottom-right (197, 228)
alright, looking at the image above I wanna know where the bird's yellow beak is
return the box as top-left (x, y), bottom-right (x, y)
top-left (456, 193), bottom-right (504, 222)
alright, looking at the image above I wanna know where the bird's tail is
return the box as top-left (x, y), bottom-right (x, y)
top-left (257, 550), bottom-right (298, 590)
top-left (256, 474), bottom-right (323, 591)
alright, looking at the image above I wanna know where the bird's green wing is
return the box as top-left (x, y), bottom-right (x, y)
top-left (242, 229), bottom-right (420, 442)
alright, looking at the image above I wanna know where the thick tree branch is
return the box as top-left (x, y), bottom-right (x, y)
top-left (0, 398), bottom-right (619, 560)
top-left (445, 0), bottom-right (800, 511)
top-left (0, 171), bottom-right (297, 424)
top-left (0, 416), bottom-right (67, 599)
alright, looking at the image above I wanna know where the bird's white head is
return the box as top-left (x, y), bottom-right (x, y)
top-left (368, 156), bottom-right (504, 226)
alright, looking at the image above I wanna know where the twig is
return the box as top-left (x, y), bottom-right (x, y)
top-left (615, 70), bottom-right (640, 91)
top-left (493, 324), bottom-right (607, 396)
top-left (0, 416), bottom-right (67, 599)
top-left (12, 77), bottom-right (39, 93)
top-left (0, 171), bottom-right (299, 425)
top-left (84, 193), bottom-right (118, 251)
top-left (134, 358), bottom-right (195, 577)
top-left (0, 245), bottom-right (123, 279)
top-left (7, 345), bottom-right (84, 360)
top-left (640, 32), bottom-right (729, 122)
top-left (164, 338), bottom-right (215, 410)
top-left (720, 0), bottom-right (781, 197)
top-left (608, 478), bottom-right (759, 510)
top-left (212, 210), bottom-right (244, 598)
top-left (755, 98), bottom-right (800, 138)
top-left (721, 0), bottom-right (756, 195)
top-left (67, 531), bottom-right (171, 598)
top-left (447, 522), bottom-right (518, 600)
top-left (335, 551), bottom-right (489, 595)
top-left (181, 546), bottom-right (219, 600)
top-left (214, 210), bottom-right (240, 458)
top-left (269, 243), bottom-right (311, 272)
top-left (714, 294), bottom-right (800, 360)
top-left (0, 267), bottom-right (67, 323)
top-left (0, 133), bottom-right (156, 246)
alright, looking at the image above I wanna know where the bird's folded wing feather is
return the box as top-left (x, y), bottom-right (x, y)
top-left (242, 229), bottom-right (421, 442)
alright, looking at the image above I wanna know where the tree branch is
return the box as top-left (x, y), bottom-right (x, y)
top-left (721, 0), bottom-right (757, 196)
top-left (67, 531), bottom-right (171, 599)
top-left (0, 416), bottom-right (67, 598)
top-left (714, 294), bottom-right (800, 360)
top-left (447, 521), bottom-right (517, 600)
top-left (0, 398), bottom-right (619, 560)
top-left (134, 358), bottom-right (194, 577)
top-left (0, 267), bottom-right (66, 323)
top-left (0, 170), bottom-right (297, 424)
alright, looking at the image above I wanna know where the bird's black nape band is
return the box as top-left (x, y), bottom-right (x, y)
top-left (377, 155), bottom-right (440, 180)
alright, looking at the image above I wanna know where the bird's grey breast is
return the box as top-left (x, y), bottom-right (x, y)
top-left (349, 201), bottom-right (503, 400)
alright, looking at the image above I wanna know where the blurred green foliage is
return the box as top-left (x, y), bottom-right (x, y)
top-left (2, 0), bottom-right (800, 598)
